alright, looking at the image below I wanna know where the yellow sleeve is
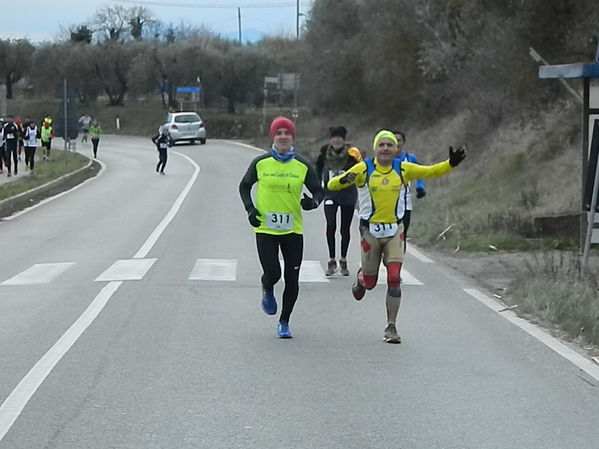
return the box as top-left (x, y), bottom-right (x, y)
top-left (327, 161), bottom-right (367, 191)
top-left (401, 160), bottom-right (453, 182)
top-left (347, 146), bottom-right (362, 163)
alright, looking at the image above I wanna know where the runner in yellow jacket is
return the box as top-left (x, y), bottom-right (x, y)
top-left (328, 129), bottom-right (466, 343)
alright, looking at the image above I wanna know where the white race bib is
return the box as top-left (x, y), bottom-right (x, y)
top-left (369, 222), bottom-right (398, 238)
top-left (6, 133), bottom-right (14, 139)
top-left (266, 212), bottom-right (294, 231)
top-left (159, 143), bottom-right (168, 149)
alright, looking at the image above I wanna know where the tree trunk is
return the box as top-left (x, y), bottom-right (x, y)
top-left (227, 96), bottom-right (236, 114)
top-left (5, 75), bottom-right (13, 99)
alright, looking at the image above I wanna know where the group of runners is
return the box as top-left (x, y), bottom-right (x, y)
top-left (239, 116), bottom-right (466, 342)
top-left (0, 115), bottom-right (57, 176)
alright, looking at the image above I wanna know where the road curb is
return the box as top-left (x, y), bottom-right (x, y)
top-left (0, 158), bottom-right (101, 219)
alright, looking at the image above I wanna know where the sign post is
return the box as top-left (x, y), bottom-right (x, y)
top-left (539, 62), bottom-right (599, 268)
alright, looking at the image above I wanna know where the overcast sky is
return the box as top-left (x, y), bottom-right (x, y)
top-left (2, 0), bottom-right (312, 42)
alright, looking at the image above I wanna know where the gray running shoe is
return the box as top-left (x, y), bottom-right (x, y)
top-left (339, 259), bottom-right (350, 276)
top-left (325, 259), bottom-right (337, 276)
top-left (383, 324), bottom-right (401, 344)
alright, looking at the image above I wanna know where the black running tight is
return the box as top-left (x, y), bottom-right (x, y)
top-left (156, 148), bottom-right (167, 172)
top-left (324, 203), bottom-right (355, 259)
top-left (24, 146), bottom-right (36, 170)
top-left (256, 232), bottom-right (303, 323)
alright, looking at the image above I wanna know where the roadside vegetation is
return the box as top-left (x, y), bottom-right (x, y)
top-left (0, 150), bottom-right (89, 201)
top-left (2, 0), bottom-right (599, 349)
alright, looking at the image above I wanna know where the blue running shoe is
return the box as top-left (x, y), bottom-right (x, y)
top-left (277, 321), bottom-right (292, 338)
top-left (261, 288), bottom-right (277, 315)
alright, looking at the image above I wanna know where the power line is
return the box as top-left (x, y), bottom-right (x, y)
top-left (116, 0), bottom-right (308, 8)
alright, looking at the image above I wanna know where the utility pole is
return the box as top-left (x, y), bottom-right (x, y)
top-left (238, 7), bottom-right (242, 44)
top-left (296, 0), bottom-right (299, 39)
top-left (63, 78), bottom-right (69, 152)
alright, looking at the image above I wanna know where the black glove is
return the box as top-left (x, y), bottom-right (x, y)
top-left (247, 206), bottom-right (261, 227)
top-left (449, 145), bottom-right (467, 167)
top-left (416, 187), bottom-right (426, 199)
top-left (300, 193), bottom-right (318, 210)
top-left (339, 172), bottom-right (357, 185)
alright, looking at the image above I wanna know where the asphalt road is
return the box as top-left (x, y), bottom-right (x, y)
top-left (0, 135), bottom-right (598, 449)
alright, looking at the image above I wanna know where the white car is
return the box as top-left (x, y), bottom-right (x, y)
top-left (161, 112), bottom-right (206, 145)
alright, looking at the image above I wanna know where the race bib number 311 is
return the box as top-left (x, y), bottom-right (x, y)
top-left (369, 222), bottom-right (398, 238)
top-left (266, 212), bottom-right (294, 231)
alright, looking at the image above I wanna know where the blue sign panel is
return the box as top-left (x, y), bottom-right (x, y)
top-left (176, 86), bottom-right (201, 93)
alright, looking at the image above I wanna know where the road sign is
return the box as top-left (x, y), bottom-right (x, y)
top-left (176, 86), bottom-right (200, 93)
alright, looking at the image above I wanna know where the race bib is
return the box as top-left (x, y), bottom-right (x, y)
top-left (266, 212), bottom-right (294, 231)
top-left (6, 133), bottom-right (14, 139)
top-left (159, 143), bottom-right (168, 149)
top-left (369, 222), bottom-right (398, 238)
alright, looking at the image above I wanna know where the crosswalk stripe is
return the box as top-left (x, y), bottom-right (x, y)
top-left (189, 259), bottom-right (237, 281)
top-left (95, 259), bottom-right (157, 282)
top-left (1, 263), bottom-right (75, 285)
top-left (299, 260), bottom-right (330, 283)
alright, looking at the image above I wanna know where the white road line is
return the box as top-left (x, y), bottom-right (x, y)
top-left (464, 288), bottom-right (599, 382)
top-left (0, 151), bottom-right (200, 443)
top-left (1, 263), bottom-right (75, 285)
top-left (95, 259), bottom-right (157, 282)
top-left (376, 266), bottom-right (423, 285)
top-left (406, 245), bottom-right (433, 263)
top-left (227, 141), bottom-right (265, 153)
top-left (4, 159), bottom-right (107, 221)
top-left (0, 281), bottom-right (122, 441)
top-left (189, 259), bottom-right (237, 281)
top-left (300, 260), bottom-right (330, 283)
top-left (133, 151), bottom-right (200, 259)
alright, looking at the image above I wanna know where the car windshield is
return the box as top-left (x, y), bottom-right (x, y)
top-left (174, 114), bottom-right (201, 123)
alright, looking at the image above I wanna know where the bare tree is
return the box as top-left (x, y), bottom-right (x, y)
top-left (0, 39), bottom-right (35, 98)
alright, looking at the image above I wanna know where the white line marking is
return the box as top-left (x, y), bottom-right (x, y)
top-left (464, 288), bottom-right (599, 382)
top-left (95, 259), bottom-right (157, 282)
top-left (4, 159), bottom-right (106, 221)
top-left (406, 245), bottom-right (433, 263)
top-left (133, 151), bottom-right (200, 259)
top-left (0, 281), bottom-right (122, 441)
top-left (2, 263), bottom-right (75, 285)
top-left (300, 260), bottom-right (330, 283)
top-left (376, 266), bottom-right (423, 285)
top-left (189, 259), bottom-right (237, 281)
top-left (226, 141), bottom-right (265, 153)
top-left (0, 151), bottom-right (200, 443)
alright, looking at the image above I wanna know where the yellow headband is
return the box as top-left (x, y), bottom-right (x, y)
top-left (372, 130), bottom-right (397, 150)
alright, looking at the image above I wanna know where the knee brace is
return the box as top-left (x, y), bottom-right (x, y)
top-left (363, 274), bottom-right (378, 290)
top-left (386, 262), bottom-right (402, 289)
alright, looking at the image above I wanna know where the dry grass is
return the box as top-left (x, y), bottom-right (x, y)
top-left (508, 251), bottom-right (599, 346)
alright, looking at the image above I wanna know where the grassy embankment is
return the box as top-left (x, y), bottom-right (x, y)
top-left (0, 150), bottom-right (89, 201)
